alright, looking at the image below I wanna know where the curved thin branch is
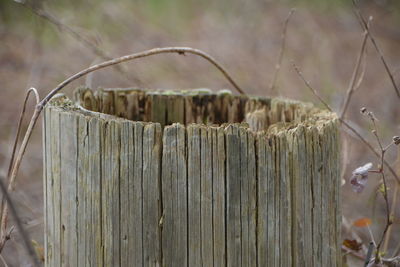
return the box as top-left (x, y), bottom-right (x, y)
top-left (2, 46), bottom-right (244, 265)
top-left (9, 46), bottom-right (245, 196)
top-left (40, 47), bottom-right (245, 108)
top-left (6, 88), bottom-right (39, 179)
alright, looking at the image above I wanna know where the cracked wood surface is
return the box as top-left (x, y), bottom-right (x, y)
top-left (44, 88), bottom-right (340, 266)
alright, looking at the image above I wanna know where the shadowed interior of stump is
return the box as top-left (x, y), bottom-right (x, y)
top-left (73, 87), bottom-right (334, 132)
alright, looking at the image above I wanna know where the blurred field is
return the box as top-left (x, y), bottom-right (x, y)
top-left (1, 0), bottom-right (400, 266)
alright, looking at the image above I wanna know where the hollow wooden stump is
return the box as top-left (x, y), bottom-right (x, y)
top-left (43, 88), bottom-right (341, 267)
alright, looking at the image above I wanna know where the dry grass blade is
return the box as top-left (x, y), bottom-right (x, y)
top-left (269, 8), bottom-right (295, 94)
top-left (352, 0), bottom-right (400, 99)
top-left (340, 17), bottom-right (371, 119)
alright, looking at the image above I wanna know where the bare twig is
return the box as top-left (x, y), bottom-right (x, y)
top-left (340, 17), bottom-right (371, 119)
top-left (292, 62), bottom-right (400, 184)
top-left (0, 88), bottom-right (39, 253)
top-left (352, 0), bottom-right (400, 99)
top-left (0, 175), bottom-right (39, 266)
top-left (359, 109), bottom-right (394, 263)
top-left (5, 88), bottom-right (39, 180)
top-left (269, 8), bottom-right (295, 94)
top-left (384, 181), bottom-right (398, 255)
top-left (292, 62), bottom-right (333, 111)
top-left (15, 0), bottom-right (145, 87)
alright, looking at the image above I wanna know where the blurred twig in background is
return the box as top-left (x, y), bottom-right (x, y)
top-left (352, 0), bottom-right (400, 99)
top-left (0, 174), bottom-right (39, 266)
top-left (14, 0), bottom-right (146, 87)
top-left (269, 8), bottom-right (295, 95)
top-left (340, 16), bottom-right (370, 119)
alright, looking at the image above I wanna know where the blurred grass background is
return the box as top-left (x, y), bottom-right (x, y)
top-left (1, 0), bottom-right (400, 265)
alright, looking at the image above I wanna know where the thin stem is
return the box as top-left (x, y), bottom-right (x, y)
top-left (385, 181), bottom-right (398, 255)
top-left (340, 17), bottom-right (371, 119)
top-left (6, 88), bottom-right (40, 179)
top-left (292, 62), bottom-right (400, 184)
top-left (0, 88), bottom-right (39, 254)
top-left (292, 62), bottom-right (332, 111)
top-left (0, 175), bottom-right (39, 266)
top-left (352, 0), bottom-right (400, 99)
top-left (364, 113), bottom-right (393, 262)
top-left (39, 47), bottom-right (245, 110)
top-left (269, 8), bottom-right (295, 94)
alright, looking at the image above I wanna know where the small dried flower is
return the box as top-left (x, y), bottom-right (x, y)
top-left (350, 162), bottom-right (373, 193)
top-left (360, 107), bottom-right (367, 114)
top-left (393, 136), bottom-right (400, 145)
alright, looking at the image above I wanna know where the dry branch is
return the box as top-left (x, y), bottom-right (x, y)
top-left (352, 0), bottom-right (400, 99)
top-left (292, 62), bottom-right (400, 185)
top-left (0, 88), bottom-right (39, 255)
top-left (340, 17), bottom-right (371, 119)
top-left (269, 8), bottom-right (295, 94)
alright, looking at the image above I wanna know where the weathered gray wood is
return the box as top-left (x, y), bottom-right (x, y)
top-left (162, 123), bottom-right (187, 266)
top-left (101, 120), bottom-right (121, 266)
top-left (142, 123), bottom-right (162, 266)
top-left (43, 107), bottom-right (53, 266)
top-left (211, 127), bottom-right (225, 267)
top-left (89, 117), bottom-right (103, 267)
top-left (187, 125), bottom-right (202, 266)
top-left (50, 107), bottom-right (61, 267)
top-left (120, 121), bottom-right (131, 266)
top-left (45, 90), bottom-right (341, 267)
top-left (239, 127), bottom-right (257, 267)
top-left (76, 115), bottom-right (88, 266)
top-left (201, 127), bottom-right (213, 267)
top-left (131, 122), bottom-right (144, 266)
top-left (225, 124), bottom-right (241, 267)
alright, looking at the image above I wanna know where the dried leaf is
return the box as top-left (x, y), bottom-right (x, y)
top-left (353, 218), bottom-right (372, 227)
top-left (350, 163), bottom-right (373, 193)
top-left (343, 239), bottom-right (362, 252)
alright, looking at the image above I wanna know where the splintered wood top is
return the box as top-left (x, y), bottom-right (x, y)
top-left (59, 87), bottom-right (338, 134)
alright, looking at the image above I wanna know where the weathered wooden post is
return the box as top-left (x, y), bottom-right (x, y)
top-left (43, 88), bottom-right (340, 267)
